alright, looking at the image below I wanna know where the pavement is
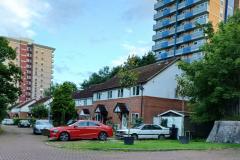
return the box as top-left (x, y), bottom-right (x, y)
top-left (0, 125), bottom-right (240, 160)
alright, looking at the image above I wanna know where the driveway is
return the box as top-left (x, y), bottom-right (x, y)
top-left (0, 125), bottom-right (240, 160)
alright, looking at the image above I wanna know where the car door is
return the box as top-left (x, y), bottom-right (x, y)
top-left (138, 125), bottom-right (152, 139)
top-left (151, 125), bottom-right (163, 139)
top-left (71, 121), bottom-right (88, 139)
top-left (87, 121), bottom-right (101, 139)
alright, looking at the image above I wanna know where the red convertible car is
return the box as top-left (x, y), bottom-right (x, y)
top-left (49, 120), bottom-right (113, 141)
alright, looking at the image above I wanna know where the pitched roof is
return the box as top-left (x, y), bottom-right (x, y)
top-left (93, 57), bottom-right (179, 92)
top-left (28, 97), bottom-right (52, 108)
top-left (73, 58), bottom-right (179, 99)
top-left (17, 99), bottom-right (36, 108)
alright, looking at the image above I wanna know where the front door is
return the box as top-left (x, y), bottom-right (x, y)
top-left (121, 113), bottom-right (128, 129)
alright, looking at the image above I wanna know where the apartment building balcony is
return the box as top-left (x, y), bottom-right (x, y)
top-left (157, 50), bottom-right (174, 59)
top-left (175, 43), bottom-right (203, 56)
top-left (177, 18), bottom-right (207, 33)
top-left (152, 29), bottom-right (175, 41)
top-left (153, 17), bottom-right (176, 31)
top-left (178, 0), bottom-right (205, 11)
top-left (177, 4), bottom-right (208, 22)
top-left (152, 40), bottom-right (175, 51)
top-left (154, 0), bottom-right (175, 10)
top-left (154, 6), bottom-right (176, 20)
top-left (176, 31), bottom-right (204, 44)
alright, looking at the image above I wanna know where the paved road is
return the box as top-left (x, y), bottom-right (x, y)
top-left (0, 125), bottom-right (240, 160)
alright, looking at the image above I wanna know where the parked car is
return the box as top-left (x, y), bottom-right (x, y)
top-left (18, 120), bottom-right (31, 128)
top-left (49, 120), bottom-right (113, 141)
top-left (116, 124), bottom-right (170, 140)
top-left (1, 119), bottom-right (14, 125)
top-left (33, 120), bottom-right (53, 134)
top-left (66, 119), bottom-right (77, 125)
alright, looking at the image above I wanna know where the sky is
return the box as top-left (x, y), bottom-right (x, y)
top-left (0, 0), bottom-right (156, 86)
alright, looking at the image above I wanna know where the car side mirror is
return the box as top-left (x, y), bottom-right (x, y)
top-left (73, 125), bottom-right (78, 128)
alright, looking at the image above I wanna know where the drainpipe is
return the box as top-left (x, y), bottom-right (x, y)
top-left (173, 0), bottom-right (179, 57)
top-left (140, 85), bottom-right (144, 118)
top-left (224, 0), bottom-right (229, 23)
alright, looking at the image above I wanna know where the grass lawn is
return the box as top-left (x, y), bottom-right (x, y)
top-left (47, 139), bottom-right (240, 151)
top-left (0, 127), bottom-right (3, 134)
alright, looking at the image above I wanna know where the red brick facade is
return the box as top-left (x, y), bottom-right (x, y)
top-left (76, 96), bottom-right (185, 127)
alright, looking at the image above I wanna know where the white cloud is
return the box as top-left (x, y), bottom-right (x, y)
top-left (0, 0), bottom-right (50, 38)
top-left (111, 42), bottom-right (152, 66)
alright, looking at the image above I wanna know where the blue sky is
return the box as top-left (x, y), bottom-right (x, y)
top-left (0, 0), bottom-right (155, 86)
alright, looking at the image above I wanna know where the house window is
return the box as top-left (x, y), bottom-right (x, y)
top-left (131, 113), bottom-right (140, 124)
top-left (118, 89), bottom-right (123, 98)
top-left (107, 90), bottom-right (112, 99)
top-left (83, 99), bottom-right (87, 106)
top-left (133, 86), bottom-right (140, 96)
top-left (97, 93), bottom-right (101, 100)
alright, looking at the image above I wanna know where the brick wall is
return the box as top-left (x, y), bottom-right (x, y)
top-left (76, 96), bottom-right (185, 125)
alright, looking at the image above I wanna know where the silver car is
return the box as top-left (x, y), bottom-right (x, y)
top-left (33, 120), bottom-right (53, 134)
top-left (1, 119), bottom-right (14, 125)
top-left (116, 124), bottom-right (170, 140)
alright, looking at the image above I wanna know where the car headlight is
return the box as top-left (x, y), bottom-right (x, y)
top-left (52, 129), bottom-right (59, 133)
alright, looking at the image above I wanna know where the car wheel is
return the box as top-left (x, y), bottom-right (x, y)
top-left (158, 134), bottom-right (165, 140)
top-left (132, 134), bottom-right (138, 140)
top-left (98, 132), bottom-right (107, 141)
top-left (59, 132), bottom-right (70, 141)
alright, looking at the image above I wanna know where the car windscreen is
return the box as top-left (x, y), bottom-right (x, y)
top-left (36, 121), bottom-right (50, 125)
top-left (132, 124), bottom-right (144, 129)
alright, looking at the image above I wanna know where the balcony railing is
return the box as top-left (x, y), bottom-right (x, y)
top-left (154, 6), bottom-right (177, 20)
top-left (175, 43), bottom-right (204, 55)
top-left (152, 29), bottom-right (175, 41)
top-left (152, 39), bottom-right (175, 51)
top-left (178, 0), bottom-right (204, 11)
top-left (154, 0), bottom-right (175, 10)
top-left (153, 17), bottom-right (176, 30)
top-left (177, 18), bottom-right (207, 33)
top-left (177, 4), bottom-right (208, 21)
top-left (176, 31), bottom-right (204, 44)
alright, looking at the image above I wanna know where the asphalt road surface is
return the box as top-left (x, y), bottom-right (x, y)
top-left (0, 125), bottom-right (239, 160)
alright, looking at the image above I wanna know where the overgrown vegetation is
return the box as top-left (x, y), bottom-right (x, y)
top-left (81, 52), bottom-right (156, 89)
top-left (31, 104), bottom-right (48, 119)
top-left (177, 10), bottom-right (240, 123)
top-left (0, 37), bottom-right (21, 121)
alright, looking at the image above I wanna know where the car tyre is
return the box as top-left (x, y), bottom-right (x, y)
top-left (59, 132), bottom-right (70, 141)
top-left (132, 134), bottom-right (138, 140)
top-left (158, 134), bottom-right (165, 140)
top-left (98, 132), bottom-right (107, 141)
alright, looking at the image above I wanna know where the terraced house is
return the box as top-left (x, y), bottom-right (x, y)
top-left (74, 58), bottom-right (185, 129)
top-left (152, 0), bottom-right (240, 61)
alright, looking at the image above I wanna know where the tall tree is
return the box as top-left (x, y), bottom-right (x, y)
top-left (51, 82), bottom-right (77, 126)
top-left (0, 37), bottom-right (21, 121)
top-left (31, 104), bottom-right (48, 119)
top-left (177, 10), bottom-right (240, 123)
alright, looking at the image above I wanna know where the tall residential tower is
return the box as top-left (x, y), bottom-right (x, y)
top-left (152, 0), bottom-right (240, 61)
top-left (8, 37), bottom-right (55, 103)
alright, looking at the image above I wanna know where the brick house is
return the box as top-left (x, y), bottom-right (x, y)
top-left (74, 58), bottom-right (185, 129)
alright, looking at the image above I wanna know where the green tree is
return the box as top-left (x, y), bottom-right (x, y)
top-left (51, 81), bottom-right (77, 126)
top-left (118, 68), bottom-right (139, 88)
top-left (177, 10), bottom-right (240, 123)
top-left (0, 37), bottom-right (21, 121)
top-left (43, 83), bottom-right (59, 97)
top-left (31, 104), bottom-right (48, 119)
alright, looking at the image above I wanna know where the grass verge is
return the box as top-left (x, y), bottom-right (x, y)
top-left (0, 127), bottom-right (3, 135)
top-left (47, 139), bottom-right (240, 151)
